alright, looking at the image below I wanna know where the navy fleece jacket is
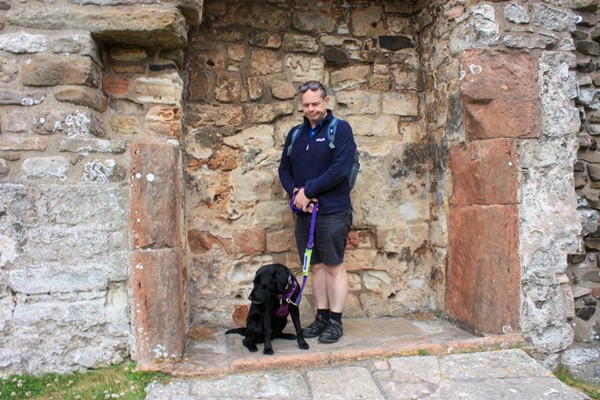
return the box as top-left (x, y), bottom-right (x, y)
top-left (278, 110), bottom-right (357, 215)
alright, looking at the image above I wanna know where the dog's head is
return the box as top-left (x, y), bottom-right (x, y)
top-left (248, 264), bottom-right (290, 304)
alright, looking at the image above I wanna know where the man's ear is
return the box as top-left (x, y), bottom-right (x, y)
top-left (324, 95), bottom-right (330, 106)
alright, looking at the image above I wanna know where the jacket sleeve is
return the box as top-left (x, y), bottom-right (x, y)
top-left (303, 120), bottom-right (357, 198)
top-left (278, 128), bottom-right (296, 197)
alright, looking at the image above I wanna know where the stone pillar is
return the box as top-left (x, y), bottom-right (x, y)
top-left (447, 49), bottom-right (541, 334)
top-left (130, 143), bottom-right (186, 361)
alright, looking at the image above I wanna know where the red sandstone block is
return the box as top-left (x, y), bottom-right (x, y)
top-left (103, 76), bottom-right (129, 96)
top-left (450, 139), bottom-right (518, 206)
top-left (460, 49), bottom-right (540, 140)
top-left (132, 248), bottom-right (185, 361)
top-left (447, 205), bottom-right (520, 334)
top-left (130, 143), bottom-right (182, 249)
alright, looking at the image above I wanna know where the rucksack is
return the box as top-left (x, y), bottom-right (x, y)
top-left (286, 116), bottom-right (360, 189)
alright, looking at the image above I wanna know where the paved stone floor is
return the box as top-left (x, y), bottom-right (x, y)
top-left (142, 316), bottom-right (589, 399)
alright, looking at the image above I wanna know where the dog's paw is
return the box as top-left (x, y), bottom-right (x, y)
top-left (299, 341), bottom-right (309, 350)
top-left (263, 348), bottom-right (274, 356)
top-left (247, 344), bottom-right (258, 353)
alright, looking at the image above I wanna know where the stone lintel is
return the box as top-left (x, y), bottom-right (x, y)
top-left (447, 205), bottom-right (521, 335)
top-left (459, 49), bottom-right (541, 140)
top-left (131, 248), bottom-right (186, 361)
top-left (7, 5), bottom-right (188, 49)
top-left (450, 139), bottom-right (519, 206)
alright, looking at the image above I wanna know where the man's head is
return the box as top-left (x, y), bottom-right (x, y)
top-left (299, 81), bottom-right (329, 127)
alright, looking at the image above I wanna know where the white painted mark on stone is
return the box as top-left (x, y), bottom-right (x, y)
top-left (469, 64), bottom-right (482, 75)
top-left (146, 173), bottom-right (155, 182)
top-left (135, 173), bottom-right (141, 179)
top-left (459, 64), bottom-right (466, 80)
top-left (135, 263), bottom-right (144, 270)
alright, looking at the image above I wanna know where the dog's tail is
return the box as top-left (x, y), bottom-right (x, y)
top-left (225, 327), bottom-right (246, 336)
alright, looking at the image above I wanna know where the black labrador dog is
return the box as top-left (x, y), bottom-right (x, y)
top-left (226, 263), bottom-right (309, 355)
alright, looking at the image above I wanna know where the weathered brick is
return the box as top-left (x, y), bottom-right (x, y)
top-left (21, 56), bottom-right (100, 87)
top-left (103, 76), bottom-right (129, 96)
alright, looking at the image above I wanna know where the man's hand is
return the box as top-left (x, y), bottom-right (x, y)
top-left (293, 188), bottom-right (318, 213)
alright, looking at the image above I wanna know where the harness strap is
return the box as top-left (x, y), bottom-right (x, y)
top-left (289, 202), bottom-right (318, 306)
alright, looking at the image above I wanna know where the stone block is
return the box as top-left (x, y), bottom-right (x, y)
top-left (335, 90), bottom-right (381, 116)
top-left (330, 65), bottom-right (371, 91)
top-left (9, 265), bottom-right (108, 294)
top-left (187, 230), bottom-right (233, 254)
top-left (187, 104), bottom-right (242, 127)
top-left (382, 91), bottom-right (419, 116)
top-left (130, 73), bottom-right (183, 106)
top-left (22, 156), bottom-right (69, 180)
top-left (0, 137), bottom-right (47, 151)
top-left (55, 138), bottom-right (126, 154)
top-left (248, 49), bottom-right (283, 76)
top-left (447, 205), bottom-right (520, 334)
top-left (144, 106), bottom-right (182, 137)
top-left (54, 86), bottom-right (108, 112)
top-left (130, 143), bottom-right (182, 249)
top-left (242, 102), bottom-right (294, 123)
top-left (249, 30), bottom-right (282, 49)
top-left (292, 12), bottom-right (336, 34)
top-left (351, 6), bottom-right (385, 37)
top-left (0, 89), bottom-right (45, 106)
top-left (22, 55), bottom-right (100, 87)
top-left (460, 49), bottom-right (540, 140)
top-left (450, 139), bottom-right (518, 206)
top-left (7, 6), bottom-right (188, 48)
top-left (0, 31), bottom-right (46, 53)
top-left (111, 115), bottom-right (140, 135)
top-left (132, 248), bottom-right (185, 361)
top-left (283, 33), bottom-right (319, 53)
top-left (266, 229), bottom-right (295, 253)
top-left (215, 71), bottom-right (242, 103)
top-left (532, 3), bottom-right (577, 32)
top-left (232, 228), bottom-right (265, 255)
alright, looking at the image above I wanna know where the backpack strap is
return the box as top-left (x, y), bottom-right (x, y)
top-left (286, 124), bottom-right (303, 156)
top-left (327, 117), bottom-right (340, 150)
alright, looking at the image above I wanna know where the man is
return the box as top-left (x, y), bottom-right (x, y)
top-left (278, 81), bottom-right (357, 344)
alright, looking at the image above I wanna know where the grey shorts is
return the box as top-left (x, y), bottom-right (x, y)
top-left (295, 209), bottom-right (352, 267)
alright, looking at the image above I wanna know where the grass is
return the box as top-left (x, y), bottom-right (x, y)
top-left (0, 362), bottom-right (170, 400)
top-left (555, 364), bottom-right (600, 400)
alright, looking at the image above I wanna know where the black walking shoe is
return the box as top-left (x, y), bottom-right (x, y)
top-left (318, 320), bottom-right (343, 343)
top-left (302, 314), bottom-right (329, 338)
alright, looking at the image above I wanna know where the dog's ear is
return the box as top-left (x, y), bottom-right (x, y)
top-left (275, 267), bottom-right (289, 293)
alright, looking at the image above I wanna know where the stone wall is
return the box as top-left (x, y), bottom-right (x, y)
top-left (563, 0), bottom-right (600, 384)
top-left (420, 0), bottom-right (582, 368)
top-left (0, 0), bottom-right (591, 377)
top-left (0, 0), bottom-right (200, 374)
top-left (184, 0), bottom-right (440, 326)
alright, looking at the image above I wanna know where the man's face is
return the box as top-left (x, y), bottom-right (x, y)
top-left (301, 90), bottom-right (329, 126)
